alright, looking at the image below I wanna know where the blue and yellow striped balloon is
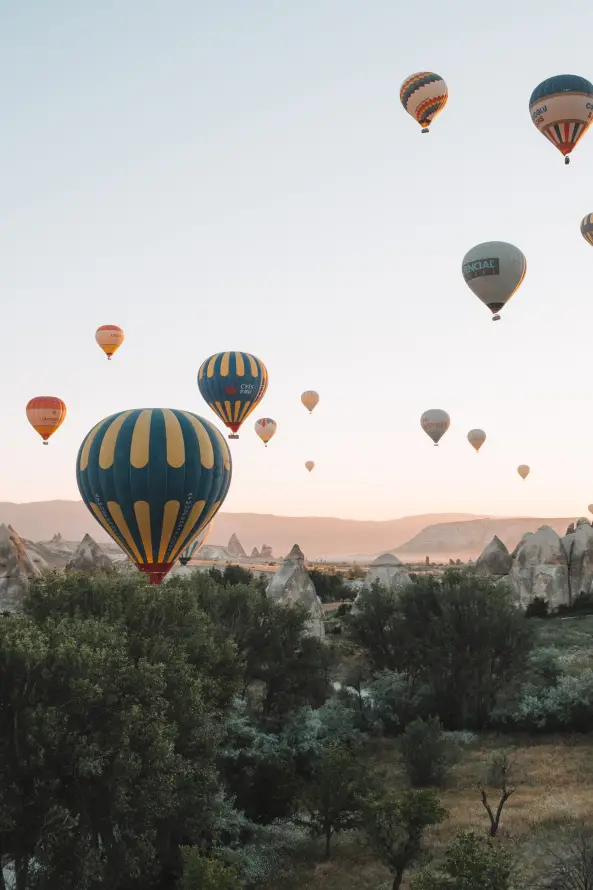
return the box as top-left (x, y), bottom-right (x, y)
top-left (581, 213), bottom-right (593, 246)
top-left (179, 520), bottom-right (214, 565)
top-left (197, 351), bottom-right (268, 439)
top-left (76, 408), bottom-right (232, 583)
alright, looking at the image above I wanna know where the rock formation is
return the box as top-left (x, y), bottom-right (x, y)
top-left (266, 544), bottom-right (324, 639)
top-left (562, 521), bottom-right (593, 601)
top-left (362, 553), bottom-right (411, 594)
top-left (0, 524), bottom-right (41, 612)
top-left (508, 526), bottom-right (569, 609)
top-left (66, 534), bottom-right (113, 573)
top-left (227, 534), bottom-right (247, 558)
top-left (474, 536), bottom-right (512, 577)
top-left (251, 547), bottom-right (260, 558)
top-left (261, 544), bottom-right (273, 560)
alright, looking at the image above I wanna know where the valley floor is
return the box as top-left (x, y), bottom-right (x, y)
top-left (269, 732), bottom-right (593, 889)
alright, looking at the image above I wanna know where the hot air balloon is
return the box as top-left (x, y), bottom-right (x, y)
top-left (462, 242), bottom-right (526, 321)
top-left (305, 461), bottom-right (315, 472)
top-left (420, 409), bottom-right (450, 446)
top-left (26, 397), bottom-right (67, 444)
top-left (179, 520), bottom-right (214, 566)
top-left (517, 464), bottom-right (530, 480)
top-left (254, 417), bottom-right (277, 446)
top-left (529, 75), bottom-right (593, 164)
top-left (581, 214), bottom-right (593, 246)
top-left (467, 429), bottom-right (486, 453)
top-left (301, 391), bottom-right (319, 413)
top-left (76, 408), bottom-right (232, 584)
top-left (198, 351), bottom-right (268, 439)
top-left (588, 505), bottom-right (593, 516)
top-left (95, 325), bottom-right (124, 360)
top-left (400, 72), bottom-right (448, 133)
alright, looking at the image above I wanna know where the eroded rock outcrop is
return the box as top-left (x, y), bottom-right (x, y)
top-left (266, 544), bottom-right (324, 639)
top-left (475, 536), bottom-right (512, 577)
top-left (0, 524), bottom-right (41, 612)
top-left (562, 521), bottom-right (593, 601)
top-left (251, 547), bottom-right (260, 558)
top-left (227, 534), bottom-right (246, 558)
top-left (508, 526), bottom-right (569, 609)
top-left (363, 553), bottom-right (411, 593)
top-left (66, 534), bottom-right (113, 573)
top-left (261, 544), bottom-right (273, 560)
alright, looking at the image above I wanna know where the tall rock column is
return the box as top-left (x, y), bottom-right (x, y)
top-left (266, 544), bottom-right (325, 639)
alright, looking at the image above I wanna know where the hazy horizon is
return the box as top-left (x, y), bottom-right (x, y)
top-left (2, 1), bottom-right (592, 521)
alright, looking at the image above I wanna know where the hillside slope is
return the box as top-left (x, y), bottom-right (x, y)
top-left (396, 516), bottom-right (575, 560)
top-left (0, 502), bottom-right (487, 559)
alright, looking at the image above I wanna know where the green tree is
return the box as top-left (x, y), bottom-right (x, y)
top-left (349, 576), bottom-right (534, 729)
top-left (478, 753), bottom-right (518, 837)
top-left (400, 718), bottom-right (459, 788)
top-left (180, 849), bottom-right (241, 889)
top-left (188, 576), bottom-right (333, 719)
top-left (411, 830), bottom-right (514, 890)
top-left (364, 789), bottom-right (447, 890)
top-left (309, 569), bottom-right (351, 603)
top-left (298, 740), bottom-right (368, 858)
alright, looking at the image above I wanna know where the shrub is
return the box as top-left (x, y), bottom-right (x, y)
top-left (180, 850), bottom-right (241, 889)
top-left (525, 596), bottom-right (549, 618)
top-left (412, 830), bottom-right (514, 890)
top-left (513, 670), bottom-right (593, 732)
top-left (366, 670), bottom-right (433, 735)
top-left (400, 717), bottom-right (459, 787)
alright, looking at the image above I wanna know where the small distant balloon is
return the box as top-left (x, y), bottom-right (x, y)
top-left (96, 325), bottom-right (124, 360)
top-left (581, 214), bottom-right (593, 246)
top-left (301, 391), bottom-right (319, 413)
top-left (305, 461), bottom-right (315, 473)
top-left (400, 72), bottom-right (448, 133)
top-left (462, 242), bottom-right (526, 321)
top-left (529, 74), bottom-right (593, 164)
top-left (467, 429), bottom-right (486, 453)
top-left (26, 397), bottom-right (67, 445)
top-left (420, 409), bottom-right (450, 446)
top-left (517, 464), bottom-right (530, 480)
top-left (588, 504), bottom-right (593, 516)
top-left (254, 418), bottom-right (277, 446)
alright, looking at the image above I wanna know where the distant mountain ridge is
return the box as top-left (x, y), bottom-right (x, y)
top-left (0, 501), bottom-right (578, 561)
top-left (0, 502), bottom-right (487, 559)
top-left (396, 517), bottom-right (576, 560)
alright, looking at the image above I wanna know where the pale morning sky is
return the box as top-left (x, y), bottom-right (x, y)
top-left (1, 0), bottom-right (592, 521)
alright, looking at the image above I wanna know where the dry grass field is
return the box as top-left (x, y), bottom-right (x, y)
top-left (264, 733), bottom-right (593, 889)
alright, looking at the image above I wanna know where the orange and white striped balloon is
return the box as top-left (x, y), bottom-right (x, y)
top-left (95, 325), bottom-right (124, 360)
top-left (26, 397), bottom-right (67, 444)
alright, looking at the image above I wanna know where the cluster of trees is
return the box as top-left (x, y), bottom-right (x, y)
top-left (346, 572), bottom-right (593, 733)
top-left (1, 565), bottom-right (591, 889)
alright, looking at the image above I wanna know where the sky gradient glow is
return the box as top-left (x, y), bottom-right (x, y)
top-left (1, 0), bottom-right (592, 520)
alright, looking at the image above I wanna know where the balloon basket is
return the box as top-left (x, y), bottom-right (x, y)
top-left (492, 314), bottom-right (501, 321)
top-left (421, 127), bottom-right (429, 134)
top-left (43, 441), bottom-right (48, 446)
top-left (565, 157), bottom-right (570, 165)
top-left (228, 434), bottom-right (239, 439)
top-left (137, 563), bottom-right (173, 584)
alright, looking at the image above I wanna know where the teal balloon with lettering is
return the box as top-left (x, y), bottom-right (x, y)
top-left (462, 242), bottom-right (527, 322)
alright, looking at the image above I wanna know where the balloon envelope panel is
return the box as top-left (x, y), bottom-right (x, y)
top-left (76, 409), bottom-right (232, 577)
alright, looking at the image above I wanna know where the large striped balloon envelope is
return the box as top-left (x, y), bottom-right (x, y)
top-left (76, 408), bottom-right (232, 583)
